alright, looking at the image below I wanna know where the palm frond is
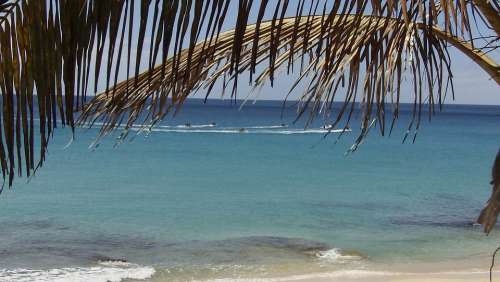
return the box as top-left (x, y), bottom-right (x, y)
top-left (78, 14), bottom-right (498, 147)
top-left (0, 0), bottom-right (91, 188)
top-left (0, 0), bottom-right (17, 26)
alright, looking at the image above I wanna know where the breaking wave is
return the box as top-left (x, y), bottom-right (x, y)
top-left (316, 248), bottom-right (363, 263)
top-left (0, 261), bottom-right (155, 282)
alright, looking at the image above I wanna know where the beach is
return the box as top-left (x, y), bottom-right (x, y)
top-left (283, 263), bottom-right (495, 282)
top-left (293, 274), bottom-right (489, 282)
top-left (249, 273), bottom-right (491, 282)
top-left (2, 261), bottom-right (495, 281)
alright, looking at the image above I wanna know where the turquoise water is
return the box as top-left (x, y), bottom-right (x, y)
top-left (0, 101), bottom-right (499, 281)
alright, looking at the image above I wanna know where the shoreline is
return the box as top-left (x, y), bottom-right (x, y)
top-left (2, 238), bottom-right (498, 282)
top-left (187, 257), bottom-right (497, 282)
top-left (193, 269), bottom-right (496, 282)
top-left (0, 254), bottom-right (496, 282)
top-left (279, 270), bottom-right (494, 282)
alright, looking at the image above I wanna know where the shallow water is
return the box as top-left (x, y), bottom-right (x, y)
top-left (0, 100), bottom-right (499, 281)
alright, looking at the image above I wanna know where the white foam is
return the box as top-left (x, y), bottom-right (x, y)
top-left (316, 248), bottom-right (362, 263)
top-left (0, 261), bottom-right (155, 282)
top-left (81, 122), bottom-right (352, 135)
top-left (147, 128), bottom-right (350, 135)
top-left (170, 124), bottom-right (217, 129)
top-left (192, 270), bottom-right (397, 282)
top-left (96, 260), bottom-right (135, 267)
top-left (245, 125), bottom-right (288, 129)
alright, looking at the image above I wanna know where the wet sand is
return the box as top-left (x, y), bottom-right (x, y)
top-left (289, 272), bottom-right (490, 282)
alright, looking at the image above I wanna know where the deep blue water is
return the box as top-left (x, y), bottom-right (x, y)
top-left (0, 100), bottom-right (499, 281)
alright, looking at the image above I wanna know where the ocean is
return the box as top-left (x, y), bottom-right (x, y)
top-left (0, 100), bottom-right (499, 282)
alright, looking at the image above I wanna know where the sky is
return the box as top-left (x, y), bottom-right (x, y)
top-left (443, 49), bottom-right (499, 105)
top-left (95, 0), bottom-right (500, 106)
top-left (217, 1), bottom-right (500, 105)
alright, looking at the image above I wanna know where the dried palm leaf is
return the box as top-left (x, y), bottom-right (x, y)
top-left (79, 14), bottom-right (499, 146)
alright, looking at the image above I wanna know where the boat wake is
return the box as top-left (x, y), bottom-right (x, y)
top-left (143, 127), bottom-right (351, 135)
top-left (80, 122), bottom-right (351, 135)
top-left (169, 124), bottom-right (217, 129)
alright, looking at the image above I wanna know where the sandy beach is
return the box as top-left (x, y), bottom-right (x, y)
top-left (285, 260), bottom-right (496, 282)
top-left (189, 258), bottom-right (497, 282)
top-left (193, 272), bottom-right (493, 282)
top-left (186, 262), bottom-right (496, 282)
top-left (196, 270), bottom-right (495, 282)
top-left (289, 272), bottom-right (491, 282)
